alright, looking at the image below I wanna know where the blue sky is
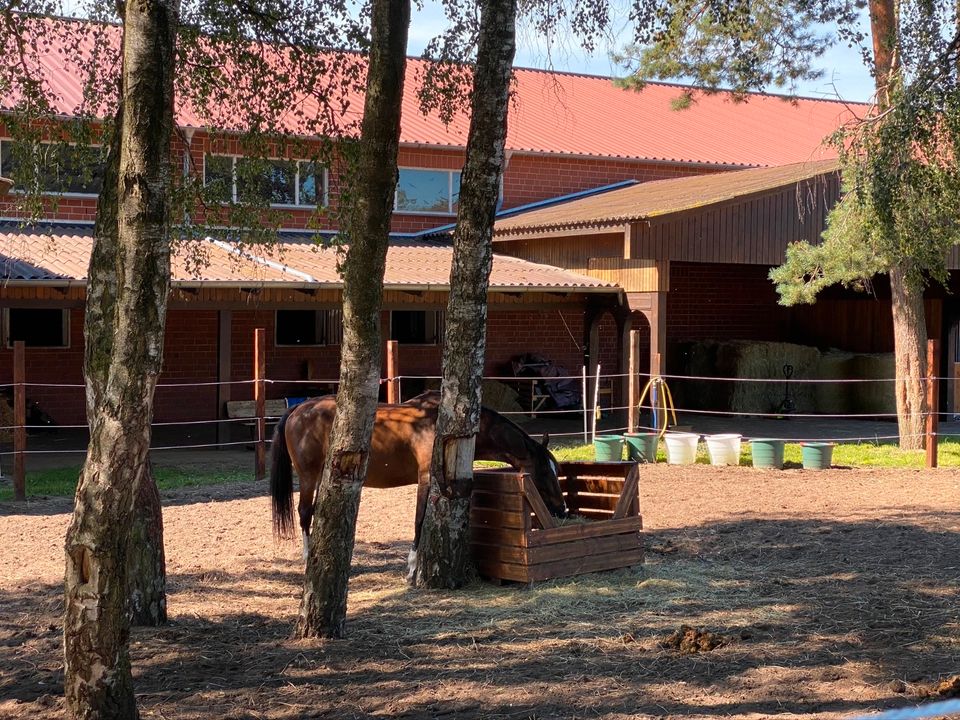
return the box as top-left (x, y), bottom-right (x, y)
top-left (408, 2), bottom-right (876, 104)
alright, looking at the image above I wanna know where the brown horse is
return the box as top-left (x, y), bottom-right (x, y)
top-left (270, 391), bottom-right (566, 574)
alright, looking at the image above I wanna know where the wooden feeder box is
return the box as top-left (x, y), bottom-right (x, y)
top-left (471, 461), bottom-right (643, 584)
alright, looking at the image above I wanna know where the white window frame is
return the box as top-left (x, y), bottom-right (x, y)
top-left (274, 308), bottom-right (342, 347)
top-left (394, 167), bottom-right (462, 216)
top-left (3, 307), bottom-right (71, 349)
top-left (389, 309), bottom-right (445, 346)
top-left (203, 153), bottom-right (329, 208)
top-left (0, 139), bottom-right (104, 198)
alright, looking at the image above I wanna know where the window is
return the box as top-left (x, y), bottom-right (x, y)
top-left (395, 168), bottom-right (461, 214)
top-left (0, 140), bottom-right (104, 195)
top-left (390, 310), bottom-right (444, 345)
top-left (4, 308), bottom-right (69, 348)
top-left (204, 154), bottom-right (326, 207)
top-left (276, 309), bottom-right (342, 346)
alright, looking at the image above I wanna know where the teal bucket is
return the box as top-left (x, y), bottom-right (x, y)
top-left (751, 439), bottom-right (785, 469)
top-left (801, 442), bottom-right (835, 470)
top-left (624, 432), bottom-right (658, 463)
top-left (594, 435), bottom-right (625, 462)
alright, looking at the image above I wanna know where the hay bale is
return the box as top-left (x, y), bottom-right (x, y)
top-left (481, 380), bottom-right (524, 415)
top-left (813, 351), bottom-right (895, 415)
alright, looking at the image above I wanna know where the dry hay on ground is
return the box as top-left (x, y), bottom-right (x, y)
top-left (1, 465), bottom-right (959, 719)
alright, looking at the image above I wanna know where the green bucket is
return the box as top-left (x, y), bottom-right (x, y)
top-left (594, 435), bottom-right (625, 462)
top-left (750, 439), bottom-right (785, 469)
top-left (624, 432), bottom-right (659, 463)
top-left (801, 442), bottom-right (835, 470)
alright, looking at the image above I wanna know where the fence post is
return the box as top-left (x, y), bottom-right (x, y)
top-left (926, 338), bottom-right (940, 469)
top-left (254, 327), bottom-right (266, 481)
top-left (13, 340), bottom-right (25, 501)
top-left (627, 329), bottom-right (639, 434)
top-left (386, 339), bottom-right (399, 404)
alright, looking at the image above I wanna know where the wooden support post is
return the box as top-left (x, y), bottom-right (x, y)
top-left (386, 339), bottom-right (400, 404)
top-left (254, 327), bottom-right (266, 481)
top-left (216, 310), bottom-right (232, 449)
top-left (627, 329), bottom-right (639, 434)
top-left (926, 338), bottom-right (940, 469)
top-left (13, 340), bottom-right (25, 501)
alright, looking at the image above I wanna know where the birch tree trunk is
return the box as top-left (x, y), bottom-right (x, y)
top-left (868, 0), bottom-right (928, 449)
top-left (296, 0), bottom-right (409, 638)
top-left (63, 2), bottom-right (178, 717)
top-left (414, 0), bottom-right (517, 589)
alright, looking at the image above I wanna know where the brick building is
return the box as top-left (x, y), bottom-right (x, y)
top-left (1, 21), bottom-right (879, 427)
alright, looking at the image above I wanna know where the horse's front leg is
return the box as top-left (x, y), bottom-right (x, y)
top-left (408, 472), bottom-right (430, 583)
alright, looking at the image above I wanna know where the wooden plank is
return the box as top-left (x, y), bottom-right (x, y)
top-left (472, 543), bottom-right (529, 565)
top-left (471, 490), bottom-right (528, 513)
top-left (470, 525), bottom-right (528, 548)
top-left (570, 494), bottom-right (620, 512)
top-left (575, 508), bottom-right (615, 521)
top-left (569, 477), bottom-right (625, 494)
top-left (474, 559), bottom-right (532, 584)
top-left (470, 507), bottom-right (529, 530)
top-left (560, 461), bottom-right (634, 478)
top-left (473, 471), bottom-right (524, 494)
top-left (525, 548), bottom-right (645, 583)
top-left (521, 474), bottom-right (556, 530)
top-left (528, 532), bottom-right (640, 564)
top-left (528, 516), bottom-right (641, 547)
top-left (612, 466), bottom-right (640, 520)
top-left (385, 340), bottom-right (399, 403)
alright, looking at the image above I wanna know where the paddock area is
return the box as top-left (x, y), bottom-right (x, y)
top-left (2, 464), bottom-right (959, 719)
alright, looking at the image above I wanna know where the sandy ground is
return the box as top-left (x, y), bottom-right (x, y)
top-left (1, 464), bottom-right (959, 719)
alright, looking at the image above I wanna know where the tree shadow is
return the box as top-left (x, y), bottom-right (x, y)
top-left (2, 512), bottom-right (958, 718)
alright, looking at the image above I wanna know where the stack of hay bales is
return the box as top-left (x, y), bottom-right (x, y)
top-left (673, 339), bottom-right (895, 415)
top-left (815, 350), bottom-right (895, 414)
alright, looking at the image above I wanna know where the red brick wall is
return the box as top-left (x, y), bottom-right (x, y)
top-left (501, 154), bottom-right (711, 210)
top-left (0, 308), bottom-right (87, 427)
top-left (0, 130), bottom-right (712, 235)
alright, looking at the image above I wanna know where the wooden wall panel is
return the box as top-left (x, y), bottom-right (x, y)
top-left (494, 233), bottom-right (625, 273)
top-left (629, 175), bottom-right (841, 266)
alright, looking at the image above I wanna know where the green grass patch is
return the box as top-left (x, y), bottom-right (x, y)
top-left (0, 465), bottom-right (251, 501)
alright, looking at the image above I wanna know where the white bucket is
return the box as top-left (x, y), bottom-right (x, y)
top-left (705, 433), bottom-right (742, 466)
top-left (664, 432), bottom-right (699, 465)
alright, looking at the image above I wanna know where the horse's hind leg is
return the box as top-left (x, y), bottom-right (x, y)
top-left (298, 474), bottom-right (318, 562)
top-left (408, 471), bottom-right (431, 583)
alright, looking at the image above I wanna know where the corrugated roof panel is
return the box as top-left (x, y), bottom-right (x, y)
top-left (8, 18), bottom-right (863, 168)
top-left (493, 159), bottom-right (841, 236)
top-left (0, 223), bottom-right (615, 290)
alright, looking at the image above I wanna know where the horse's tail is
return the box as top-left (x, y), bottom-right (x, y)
top-left (270, 410), bottom-right (295, 538)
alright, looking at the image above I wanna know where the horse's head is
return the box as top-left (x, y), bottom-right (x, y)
top-left (530, 433), bottom-right (568, 518)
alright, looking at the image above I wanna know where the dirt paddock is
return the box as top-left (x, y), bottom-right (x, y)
top-left (1, 465), bottom-right (959, 719)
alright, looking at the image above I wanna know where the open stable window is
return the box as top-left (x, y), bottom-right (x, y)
top-left (395, 168), bottom-right (461, 214)
top-left (275, 309), bottom-right (343, 346)
top-left (4, 308), bottom-right (70, 348)
top-left (390, 310), bottom-right (445, 345)
top-left (203, 154), bottom-right (326, 208)
top-left (0, 140), bottom-right (104, 196)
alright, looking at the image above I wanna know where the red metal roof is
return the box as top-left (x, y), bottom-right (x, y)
top-left (6, 17), bottom-right (864, 168)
